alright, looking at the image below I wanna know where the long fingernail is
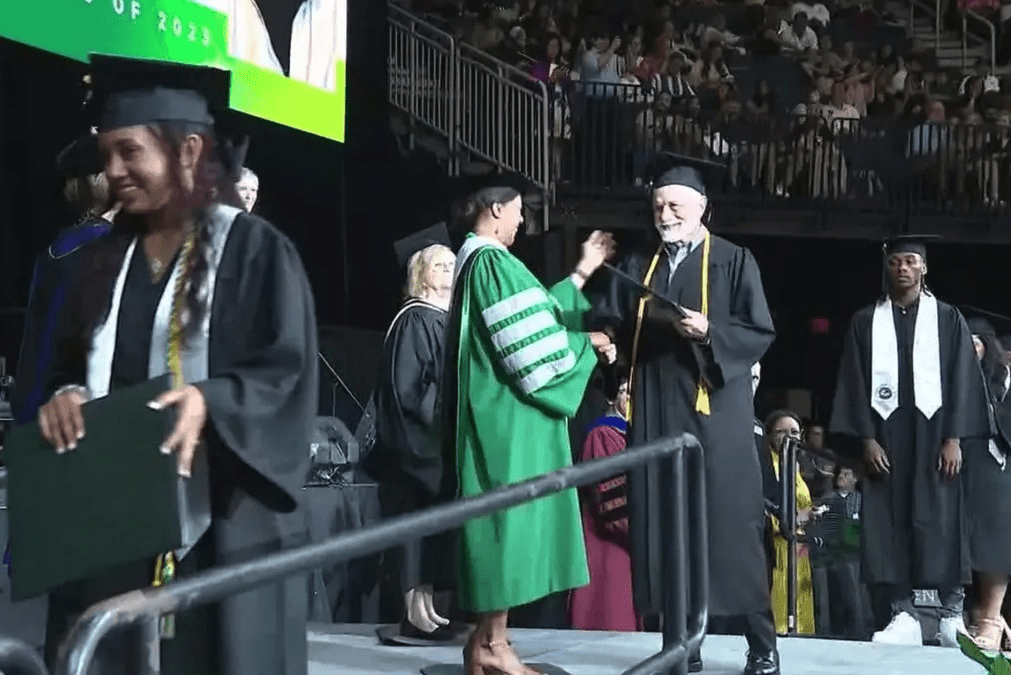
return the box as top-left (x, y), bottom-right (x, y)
top-left (56, 447), bottom-right (65, 455)
top-left (67, 442), bottom-right (76, 451)
top-left (178, 469), bottom-right (191, 479)
top-left (147, 401), bottom-right (164, 411)
top-left (77, 431), bottom-right (84, 440)
top-left (159, 446), bottom-right (171, 455)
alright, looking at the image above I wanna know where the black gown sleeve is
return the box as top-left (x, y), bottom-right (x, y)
top-left (389, 310), bottom-right (442, 429)
top-left (829, 311), bottom-right (874, 438)
top-left (702, 249), bottom-right (776, 388)
top-left (941, 306), bottom-right (993, 441)
top-left (198, 226), bottom-right (318, 514)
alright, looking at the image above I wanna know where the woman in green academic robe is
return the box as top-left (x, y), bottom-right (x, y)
top-left (439, 178), bottom-right (615, 675)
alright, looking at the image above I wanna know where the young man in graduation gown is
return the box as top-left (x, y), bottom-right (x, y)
top-left (33, 54), bottom-right (318, 674)
top-left (829, 235), bottom-right (990, 648)
top-left (367, 224), bottom-right (458, 642)
top-left (591, 153), bottom-right (779, 675)
top-left (12, 132), bottom-right (114, 425)
top-left (438, 175), bottom-right (616, 674)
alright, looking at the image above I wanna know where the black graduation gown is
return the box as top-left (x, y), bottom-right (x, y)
top-left (42, 212), bottom-right (318, 675)
top-left (12, 219), bottom-right (111, 424)
top-left (590, 235), bottom-right (777, 618)
top-left (964, 367), bottom-right (1011, 575)
top-left (366, 300), bottom-right (454, 592)
top-left (829, 298), bottom-right (990, 589)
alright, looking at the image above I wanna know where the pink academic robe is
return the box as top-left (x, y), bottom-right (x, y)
top-left (569, 416), bottom-right (639, 631)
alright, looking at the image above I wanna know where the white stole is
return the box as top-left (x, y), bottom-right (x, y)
top-left (870, 292), bottom-right (942, 420)
top-left (452, 235), bottom-right (505, 286)
top-left (86, 204), bottom-right (242, 559)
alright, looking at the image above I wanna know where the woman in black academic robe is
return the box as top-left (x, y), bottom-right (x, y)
top-left (962, 317), bottom-right (1011, 651)
top-left (36, 59), bottom-right (318, 675)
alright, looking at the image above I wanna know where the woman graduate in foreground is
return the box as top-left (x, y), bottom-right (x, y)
top-left (439, 175), bottom-right (616, 675)
top-left (36, 54), bottom-right (318, 675)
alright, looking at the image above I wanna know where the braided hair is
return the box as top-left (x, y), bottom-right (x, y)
top-left (64, 122), bottom-right (243, 362)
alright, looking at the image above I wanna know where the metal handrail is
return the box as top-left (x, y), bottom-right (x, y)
top-left (0, 637), bottom-right (48, 675)
top-left (963, 10), bottom-right (996, 69)
top-left (909, 0), bottom-right (941, 52)
top-left (386, 2), bottom-right (553, 229)
top-left (387, 4), bottom-right (458, 164)
top-left (56, 433), bottom-right (708, 675)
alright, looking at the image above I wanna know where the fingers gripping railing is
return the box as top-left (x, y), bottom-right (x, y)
top-left (621, 437), bottom-right (708, 675)
top-left (55, 433), bottom-right (708, 675)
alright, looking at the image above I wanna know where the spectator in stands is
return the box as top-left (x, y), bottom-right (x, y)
top-left (617, 33), bottom-right (645, 77)
top-left (467, 6), bottom-right (505, 52)
top-left (746, 79), bottom-right (778, 118)
top-left (823, 80), bottom-right (862, 126)
top-left (819, 35), bottom-right (847, 71)
top-left (790, 0), bottom-right (831, 29)
top-left (581, 29), bottom-right (623, 93)
top-left (701, 13), bottom-right (745, 53)
top-left (907, 99), bottom-right (949, 157)
top-left (689, 43), bottom-right (733, 89)
top-left (778, 11), bottom-right (818, 52)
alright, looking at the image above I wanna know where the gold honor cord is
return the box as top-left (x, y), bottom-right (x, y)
top-left (152, 229), bottom-right (197, 640)
top-left (627, 233), bottom-right (712, 422)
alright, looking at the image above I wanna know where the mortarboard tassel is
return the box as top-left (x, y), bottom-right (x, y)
top-left (694, 233), bottom-right (711, 416)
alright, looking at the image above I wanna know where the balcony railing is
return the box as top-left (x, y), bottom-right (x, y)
top-left (547, 81), bottom-right (1009, 221)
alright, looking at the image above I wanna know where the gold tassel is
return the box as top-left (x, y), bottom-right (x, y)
top-left (695, 385), bottom-right (710, 415)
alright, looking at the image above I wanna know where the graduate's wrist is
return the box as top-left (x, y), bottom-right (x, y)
top-left (52, 384), bottom-right (90, 402)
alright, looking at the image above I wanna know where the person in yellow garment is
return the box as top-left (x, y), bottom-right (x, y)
top-left (765, 410), bottom-right (816, 635)
top-left (438, 175), bottom-right (616, 675)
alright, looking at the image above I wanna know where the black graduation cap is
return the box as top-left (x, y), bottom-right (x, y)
top-left (393, 223), bottom-right (451, 268)
top-left (960, 306), bottom-right (1011, 339)
top-left (55, 132), bottom-right (101, 178)
top-left (451, 171), bottom-right (532, 204)
top-left (882, 234), bottom-right (940, 259)
top-left (449, 171), bottom-right (537, 229)
top-left (87, 53), bottom-right (231, 132)
top-left (647, 152), bottom-right (727, 195)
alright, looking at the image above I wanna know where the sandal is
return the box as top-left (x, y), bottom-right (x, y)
top-left (970, 617), bottom-right (1007, 653)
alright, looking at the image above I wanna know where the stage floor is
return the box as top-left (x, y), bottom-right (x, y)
top-left (307, 624), bottom-right (985, 675)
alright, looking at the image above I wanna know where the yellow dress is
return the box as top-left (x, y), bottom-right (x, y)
top-left (769, 449), bottom-right (816, 635)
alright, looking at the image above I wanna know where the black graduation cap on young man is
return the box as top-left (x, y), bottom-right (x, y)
top-left (882, 233), bottom-right (941, 259)
top-left (960, 306), bottom-right (1011, 339)
top-left (55, 132), bottom-right (101, 178)
top-left (646, 152), bottom-right (727, 195)
top-left (393, 223), bottom-right (452, 268)
top-left (87, 53), bottom-right (231, 132)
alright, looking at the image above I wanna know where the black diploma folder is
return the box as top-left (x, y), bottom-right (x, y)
top-left (6, 375), bottom-right (182, 600)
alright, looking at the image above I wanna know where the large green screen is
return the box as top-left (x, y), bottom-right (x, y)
top-left (1, 0), bottom-right (346, 142)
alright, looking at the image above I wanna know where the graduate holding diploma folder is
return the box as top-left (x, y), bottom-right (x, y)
top-left (9, 53), bottom-right (319, 675)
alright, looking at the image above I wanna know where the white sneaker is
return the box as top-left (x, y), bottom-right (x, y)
top-left (938, 616), bottom-right (969, 648)
top-left (872, 611), bottom-right (924, 646)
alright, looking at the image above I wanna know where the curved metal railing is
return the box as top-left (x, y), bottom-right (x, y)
top-left (21, 433), bottom-right (707, 675)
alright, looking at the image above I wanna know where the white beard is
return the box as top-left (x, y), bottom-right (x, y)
top-left (655, 222), bottom-right (683, 243)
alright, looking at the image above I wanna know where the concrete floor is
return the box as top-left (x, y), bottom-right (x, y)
top-left (308, 624), bottom-right (987, 675)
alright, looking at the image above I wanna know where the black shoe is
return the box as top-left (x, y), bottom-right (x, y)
top-left (688, 655), bottom-right (703, 672)
top-left (743, 649), bottom-right (779, 675)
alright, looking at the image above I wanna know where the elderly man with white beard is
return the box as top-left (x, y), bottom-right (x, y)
top-left (592, 153), bottom-right (779, 675)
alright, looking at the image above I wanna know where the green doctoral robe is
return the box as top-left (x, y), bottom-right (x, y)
top-left (440, 234), bottom-right (598, 612)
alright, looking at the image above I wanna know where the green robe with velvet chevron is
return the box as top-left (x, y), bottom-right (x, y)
top-left (447, 235), bottom-right (597, 612)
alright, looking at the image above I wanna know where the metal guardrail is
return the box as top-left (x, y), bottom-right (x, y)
top-left (0, 637), bottom-right (48, 675)
top-left (963, 10), bottom-right (996, 70)
top-left (552, 81), bottom-right (1011, 218)
top-left (39, 433), bottom-right (707, 675)
top-left (387, 4), bottom-right (553, 229)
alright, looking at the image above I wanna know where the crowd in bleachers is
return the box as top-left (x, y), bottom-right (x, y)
top-left (399, 0), bottom-right (1011, 206)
